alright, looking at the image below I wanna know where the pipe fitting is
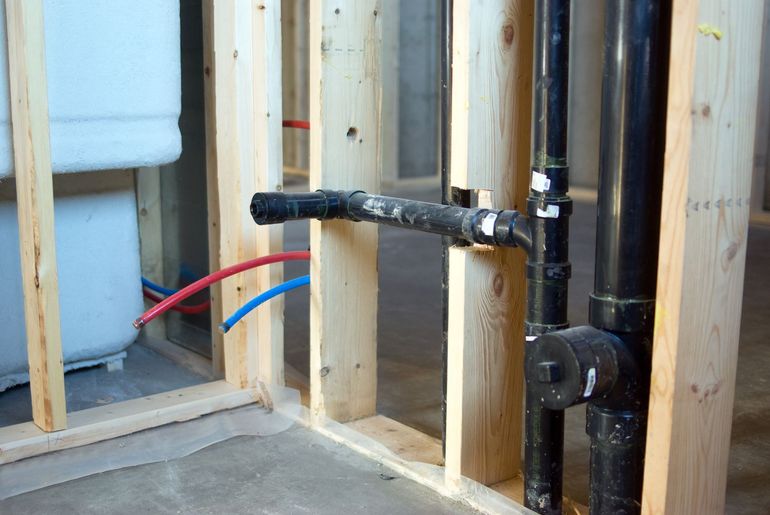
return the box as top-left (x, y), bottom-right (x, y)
top-left (525, 326), bottom-right (621, 410)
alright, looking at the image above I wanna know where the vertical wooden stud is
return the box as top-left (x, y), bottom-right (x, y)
top-left (642, 0), bottom-right (764, 512)
top-left (5, 0), bottom-right (67, 431)
top-left (445, 0), bottom-right (534, 486)
top-left (308, 0), bottom-right (382, 421)
top-left (135, 166), bottom-right (166, 341)
top-left (202, 0), bottom-right (285, 387)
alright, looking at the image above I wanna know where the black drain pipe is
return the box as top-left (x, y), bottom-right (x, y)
top-left (439, 0), bottom-right (461, 457)
top-left (251, 190), bottom-right (531, 250)
top-left (523, 1), bottom-right (670, 513)
top-left (523, 0), bottom-right (571, 513)
top-left (587, 1), bottom-right (670, 512)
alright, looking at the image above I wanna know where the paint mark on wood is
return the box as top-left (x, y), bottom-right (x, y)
top-left (697, 23), bottom-right (723, 40)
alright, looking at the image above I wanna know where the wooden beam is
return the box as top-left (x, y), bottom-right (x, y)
top-left (0, 381), bottom-right (257, 465)
top-left (642, 1), bottom-right (764, 513)
top-left (202, 0), bottom-right (225, 378)
top-left (444, 0), bottom-right (533, 486)
top-left (346, 415), bottom-right (443, 466)
top-left (308, 0), bottom-right (382, 421)
top-left (5, 0), bottom-right (67, 432)
top-left (135, 167), bottom-right (166, 341)
top-left (304, 412), bottom-right (546, 514)
top-left (202, 0), bottom-right (285, 387)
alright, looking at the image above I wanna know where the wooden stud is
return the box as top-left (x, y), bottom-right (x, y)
top-left (444, 0), bottom-right (533, 486)
top-left (346, 415), bottom-right (443, 466)
top-left (642, 0), bottom-right (764, 513)
top-left (202, 0), bottom-right (225, 378)
top-left (308, 0), bottom-right (382, 421)
top-left (5, 0), bottom-right (67, 432)
top-left (202, 0), bottom-right (285, 387)
top-left (135, 167), bottom-right (166, 341)
top-left (0, 381), bottom-right (256, 465)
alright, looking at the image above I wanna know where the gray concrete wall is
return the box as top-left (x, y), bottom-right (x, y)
top-left (398, 0), bottom-right (439, 178)
top-left (568, 0), bottom-right (605, 189)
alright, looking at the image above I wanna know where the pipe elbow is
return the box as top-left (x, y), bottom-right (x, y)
top-left (511, 214), bottom-right (532, 253)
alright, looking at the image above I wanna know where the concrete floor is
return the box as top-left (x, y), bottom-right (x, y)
top-left (0, 424), bottom-right (476, 514)
top-left (0, 343), bottom-right (208, 427)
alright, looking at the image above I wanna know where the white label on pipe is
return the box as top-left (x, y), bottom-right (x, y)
top-left (536, 205), bottom-right (560, 218)
top-left (531, 171), bottom-right (551, 192)
top-left (481, 212), bottom-right (498, 236)
top-left (525, 336), bottom-right (537, 342)
top-left (584, 368), bottom-right (597, 397)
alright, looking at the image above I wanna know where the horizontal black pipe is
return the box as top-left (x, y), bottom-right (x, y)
top-left (251, 190), bottom-right (532, 251)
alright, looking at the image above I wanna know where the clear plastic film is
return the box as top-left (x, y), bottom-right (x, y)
top-left (264, 383), bottom-right (536, 515)
top-left (0, 385), bottom-right (301, 500)
top-left (3, 383), bottom-right (537, 514)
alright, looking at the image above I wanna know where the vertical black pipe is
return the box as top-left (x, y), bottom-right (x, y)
top-left (439, 0), bottom-right (453, 455)
top-left (588, 0), bottom-right (670, 512)
top-left (523, 0), bottom-right (571, 513)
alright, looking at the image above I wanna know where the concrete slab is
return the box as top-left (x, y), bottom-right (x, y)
top-left (0, 425), bottom-right (478, 514)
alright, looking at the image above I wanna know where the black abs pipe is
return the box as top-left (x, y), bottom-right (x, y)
top-left (586, 1), bottom-right (670, 512)
top-left (251, 190), bottom-right (532, 250)
top-left (439, 0), bottom-right (455, 457)
top-left (523, 0), bottom-right (571, 513)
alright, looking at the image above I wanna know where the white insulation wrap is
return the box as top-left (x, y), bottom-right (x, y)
top-left (0, 1), bottom-right (181, 389)
top-left (0, 0), bottom-right (182, 176)
top-left (0, 171), bottom-right (144, 391)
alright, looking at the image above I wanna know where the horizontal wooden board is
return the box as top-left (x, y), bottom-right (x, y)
top-left (0, 381), bottom-right (258, 465)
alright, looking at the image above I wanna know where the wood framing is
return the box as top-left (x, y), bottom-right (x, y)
top-left (642, 0), bottom-right (764, 513)
top-left (2, 1), bottom-right (764, 513)
top-left (202, 0), bottom-right (285, 387)
top-left (0, 381), bottom-right (257, 465)
top-left (308, 0), bottom-right (382, 422)
top-left (5, 0), bottom-right (67, 432)
top-left (135, 167), bottom-right (167, 341)
top-left (445, 0), bottom-right (533, 486)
